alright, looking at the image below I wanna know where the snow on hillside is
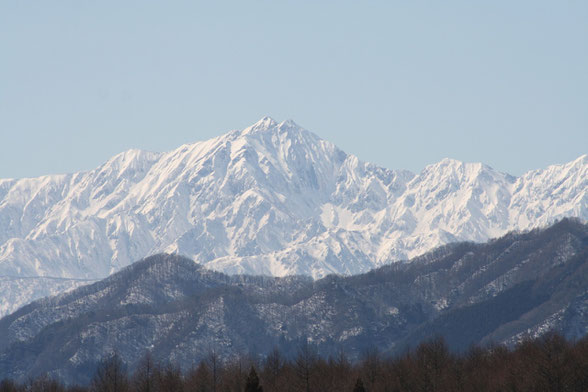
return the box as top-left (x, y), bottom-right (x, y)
top-left (0, 117), bottom-right (586, 316)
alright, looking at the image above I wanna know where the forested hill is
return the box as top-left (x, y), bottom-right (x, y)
top-left (1, 218), bottom-right (587, 384)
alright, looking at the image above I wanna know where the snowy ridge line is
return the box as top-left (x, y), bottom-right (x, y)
top-left (0, 117), bottom-right (586, 316)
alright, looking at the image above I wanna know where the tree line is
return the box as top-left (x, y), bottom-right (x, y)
top-left (2, 332), bottom-right (588, 392)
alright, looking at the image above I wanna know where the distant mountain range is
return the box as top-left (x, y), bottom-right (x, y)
top-left (1, 218), bottom-right (586, 384)
top-left (0, 117), bottom-right (586, 316)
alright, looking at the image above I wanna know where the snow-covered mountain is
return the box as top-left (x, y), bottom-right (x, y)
top-left (0, 117), bottom-right (586, 316)
top-left (2, 219), bottom-right (587, 384)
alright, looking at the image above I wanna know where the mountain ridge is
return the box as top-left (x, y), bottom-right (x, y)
top-left (0, 117), bottom-right (586, 316)
top-left (1, 218), bottom-right (586, 384)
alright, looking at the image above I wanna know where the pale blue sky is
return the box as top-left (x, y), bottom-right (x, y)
top-left (1, 1), bottom-right (587, 178)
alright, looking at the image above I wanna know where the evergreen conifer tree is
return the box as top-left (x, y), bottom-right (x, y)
top-left (244, 366), bottom-right (263, 392)
top-left (353, 377), bottom-right (366, 392)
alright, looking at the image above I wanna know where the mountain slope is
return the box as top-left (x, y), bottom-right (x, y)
top-left (1, 219), bottom-right (586, 384)
top-left (0, 117), bottom-right (586, 316)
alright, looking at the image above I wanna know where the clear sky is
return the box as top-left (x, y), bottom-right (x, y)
top-left (1, 1), bottom-right (587, 179)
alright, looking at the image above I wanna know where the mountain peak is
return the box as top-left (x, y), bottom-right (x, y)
top-left (243, 116), bottom-right (278, 133)
top-left (572, 153), bottom-right (588, 165)
top-left (278, 119), bottom-right (300, 128)
top-left (240, 117), bottom-right (310, 138)
top-left (421, 157), bottom-right (481, 176)
top-left (104, 148), bottom-right (160, 167)
top-left (0, 120), bottom-right (586, 318)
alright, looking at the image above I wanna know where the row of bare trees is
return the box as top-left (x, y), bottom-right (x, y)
top-left (2, 332), bottom-right (588, 392)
